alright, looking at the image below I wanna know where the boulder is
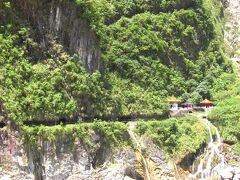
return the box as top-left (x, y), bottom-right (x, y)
top-left (220, 168), bottom-right (234, 179)
top-left (234, 167), bottom-right (240, 175)
top-left (233, 174), bottom-right (240, 180)
top-left (124, 177), bottom-right (135, 180)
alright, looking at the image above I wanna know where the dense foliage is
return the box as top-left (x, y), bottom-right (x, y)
top-left (136, 116), bottom-right (209, 162)
top-left (208, 77), bottom-right (240, 158)
top-left (0, 0), bottom-right (233, 124)
top-left (209, 97), bottom-right (240, 144)
top-left (208, 63), bottom-right (240, 159)
top-left (74, 0), bottom-right (232, 100)
top-left (0, 25), bottom-right (111, 123)
top-left (22, 121), bottom-right (130, 148)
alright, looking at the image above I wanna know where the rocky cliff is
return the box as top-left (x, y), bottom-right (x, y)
top-left (0, 124), bottom-right (175, 180)
top-left (224, 0), bottom-right (240, 70)
top-left (14, 0), bottom-right (101, 73)
top-left (0, 0), bottom-right (237, 179)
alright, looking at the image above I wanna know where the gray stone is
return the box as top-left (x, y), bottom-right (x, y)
top-left (15, 0), bottom-right (101, 73)
top-left (124, 177), bottom-right (135, 180)
top-left (233, 174), bottom-right (240, 180)
top-left (0, 123), bottom-right (176, 180)
top-left (234, 167), bottom-right (240, 175)
top-left (220, 169), bottom-right (234, 179)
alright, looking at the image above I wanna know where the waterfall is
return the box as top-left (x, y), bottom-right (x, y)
top-left (55, 6), bottom-right (61, 31)
top-left (128, 122), bottom-right (151, 180)
top-left (188, 118), bottom-right (225, 179)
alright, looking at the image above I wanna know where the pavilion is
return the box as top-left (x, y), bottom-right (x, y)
top-left (199, 99), bottom-right (213, 108)
top-left (168, 97), bottom-right (181, 111)
top-left (181, 101), bottom-right (194, 109)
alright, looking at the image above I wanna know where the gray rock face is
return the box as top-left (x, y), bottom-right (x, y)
top-left (0, 126), bottom-right (176, 180)
top-left (220, 166), bottom-right (240, 180)
top-left (220, 169), bottom-right (234, 179)
top-left (142, 136), bottom-right (175, 179)
top-left (224, 0), bottom-right (240, 71)
top-left (0, 127), bottom-right (34, 180)
top-left (233, 173), bottom-right (240, 180)
top-left (15, 0), bottom-right (101, 73)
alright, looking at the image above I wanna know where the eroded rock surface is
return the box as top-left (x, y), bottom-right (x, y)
top-left (15, 0), bottom-right (101, 73)
top-left (224, 0), bottom-right (240, 69)
top-left (0, 127), bottom-right (174, 180)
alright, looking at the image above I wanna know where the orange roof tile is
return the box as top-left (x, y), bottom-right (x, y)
top-left (200, 99), bottom-right (213, 104)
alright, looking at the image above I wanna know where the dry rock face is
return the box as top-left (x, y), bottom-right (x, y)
top-left (0, 127), bottom-right (174, 180)
top-left (217, 1), bottom-right (240, 179)
top-left (15, 0), bottom-right (101, 73)
top-left (220, 166), bottom-right (240, 180)
top-left (224, 0), bottom-right (240, 67)
top-left (0, 126), bottom-right (34, 180)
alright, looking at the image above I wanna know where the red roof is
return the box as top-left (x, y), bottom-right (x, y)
top-left (200, 99), bottom-right (213, 104)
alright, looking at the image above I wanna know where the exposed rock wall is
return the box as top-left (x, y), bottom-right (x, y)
top-left (0, 126), bottom-right (34, 180)
top-left (0, 126), bottom-right (174, 180)
top-left (224, 0), bottom-right (240, 70)
top-left (14, 0), bottom-right (101, 73)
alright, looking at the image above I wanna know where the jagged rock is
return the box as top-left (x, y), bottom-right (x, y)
top-left (124, 176), bottom-right (135, 180)
top-left (224, 0), bottom-right (240, 72)
top-left (1, 131), bottom-right (152, 180)
top-left (124, 166), bottom-right (144, 180)
top-left (0, 119), bottom-right (175, 180)
top-left (148, 147), bottom-right (172, 176)
top-left (234, 167), bottom-right (240, 175)
top-left (15, 0), bottom-right (101, 73)
top-left (220, 168), bottom-right (234, 179)
top-left (233, 174), bottom-right (240, 180)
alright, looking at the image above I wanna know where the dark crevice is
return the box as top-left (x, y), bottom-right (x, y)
top-left (0, 122), bottom-right (6, 128)
top-left (179, 142), bottom-right (207, 172)
top-left (22, 113), bottom-right (169, 126)
top-left (92, 142), bottom-right (110, 169)
top-left (124, 166), bottom-right (144, 180)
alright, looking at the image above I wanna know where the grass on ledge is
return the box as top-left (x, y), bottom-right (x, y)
top-left (135, 116), bottom-right (209, 162)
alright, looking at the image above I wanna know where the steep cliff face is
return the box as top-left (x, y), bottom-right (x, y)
top-left (14, 0), bottom-right (101, 73)
top-left (0, 0), bottom-right (232, 123)
top-left (224, 0), bottom-right (240, 70)
top-left (0, 125), bottom-right (174, 180)
top-left (0, 0), bottom-right (235, 179)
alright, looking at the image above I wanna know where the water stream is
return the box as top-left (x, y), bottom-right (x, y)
top-left (189, 118), bottom-right (225, 179)
top-left (128, 122), bottom-right (151, 180)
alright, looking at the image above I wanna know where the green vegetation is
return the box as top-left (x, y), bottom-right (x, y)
top-left (208, 67), bottom-right (240, 159)
top-left (208, 95), bottom-right (240, 157)
top-left (0, 0), bottom-right (233, 124)
top-left (74, 0), bottom-right (232, 100)
top-left (136, 116), bottom-right (209, 162)
top-left (1, 0), bottom-right (239, 173)
top-left (0, 0), bottom-right (170, 123)
top-left (22, 121), bottom-right (130, 149)
top-left (233, 143), bottom-right (240, 157)
top-left (0, 25), bottom-right (112, 123)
